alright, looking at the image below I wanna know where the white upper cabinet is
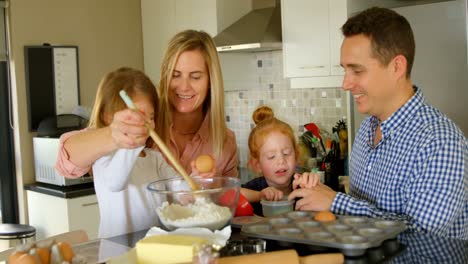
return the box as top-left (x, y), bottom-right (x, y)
top-left (281, 0), bottom-right (347, 88)
top-left (175, 0), bottom-right (218, 37)
top-left (141, 0), bottom-right (251, 83)
top-left (329, 0), bottom-right (347, 76)
top-left (282, 1), bottom-right (329, 77)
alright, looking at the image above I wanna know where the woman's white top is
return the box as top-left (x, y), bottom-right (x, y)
top-left (92, 146), bottom-right (178, 238)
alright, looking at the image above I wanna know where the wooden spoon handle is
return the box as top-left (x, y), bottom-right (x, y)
top-left (119, 90), bottom-right (199, 190)
top-left (146, 124), bottom-right (199, 190)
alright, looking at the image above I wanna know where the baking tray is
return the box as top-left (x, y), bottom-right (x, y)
top-left (240, 211), bottom-right (406, 256)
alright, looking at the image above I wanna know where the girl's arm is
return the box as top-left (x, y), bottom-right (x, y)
top-left (62, 127), bottom-right (116, 169)
top-left (56, 109), bottom-right (149, 177)
top-left (240, 188), bottom-right (263, 203)
top-left (56, 128), bottom-right (115, 178)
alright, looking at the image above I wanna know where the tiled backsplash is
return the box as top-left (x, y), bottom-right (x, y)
top-left (222, 51), bottom-right (348, 168)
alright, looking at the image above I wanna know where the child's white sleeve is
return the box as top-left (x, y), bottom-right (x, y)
top-left (93, 146), bottom-right (144, 192)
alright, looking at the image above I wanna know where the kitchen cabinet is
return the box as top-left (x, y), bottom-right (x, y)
top-left (141, 0), bottom-right (251, 83)
top-left (27, 191), bottom-right (99, 240)
top-left (281, 0), bottom-right (347, 88)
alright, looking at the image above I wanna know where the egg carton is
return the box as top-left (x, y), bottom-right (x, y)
top-left (240, 211), bottom-right (406, 256)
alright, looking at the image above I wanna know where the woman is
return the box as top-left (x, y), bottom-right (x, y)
top-left (56, 30), bottom-right (238, 178)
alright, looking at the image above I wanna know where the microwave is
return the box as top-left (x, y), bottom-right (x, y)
top-left (33, 137), bottom-right (93, 186)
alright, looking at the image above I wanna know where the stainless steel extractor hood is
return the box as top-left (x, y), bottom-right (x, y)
top-left (214, 3), bottom-right (282, 52)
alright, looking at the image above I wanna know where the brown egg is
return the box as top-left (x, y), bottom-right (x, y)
top-left (57, 241), bottom-right (75, 262)
top-left (13, 253), bottom-right (37, 264)
top-left (314, 211), bottom-right (337, 222)
top-left (8, 251), bottom-right (26, 263)
top-left (195, 155), bottom-right (214, 173)
top-left (36, 247), bottom-right (51, 264)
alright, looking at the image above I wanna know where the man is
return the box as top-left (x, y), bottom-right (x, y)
top-left (289, 7), bottom-right (467, 239)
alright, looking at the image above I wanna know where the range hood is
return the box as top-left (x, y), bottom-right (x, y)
top-left (214, 4), bottom-right (282, 52)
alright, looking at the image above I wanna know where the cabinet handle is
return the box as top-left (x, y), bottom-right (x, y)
top-left (299, 65), bottom-right (325, 69)
top-left (81, 202), bottom-right (98, 207)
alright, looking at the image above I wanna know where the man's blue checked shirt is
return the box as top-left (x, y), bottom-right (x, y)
top-left (331, 87), bottom-right (467, 239)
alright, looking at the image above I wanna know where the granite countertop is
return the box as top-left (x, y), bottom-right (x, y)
top-left (24, 182), bottom-right (95, 199)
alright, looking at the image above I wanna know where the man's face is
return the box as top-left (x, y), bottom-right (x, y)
top-left (340, 34), bottom-right (396, 120)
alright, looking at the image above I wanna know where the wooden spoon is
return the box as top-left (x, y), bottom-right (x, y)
top-left (218, 250), bottom-right (344, 264)
top-left (119, 90), bottom-right (199, 190)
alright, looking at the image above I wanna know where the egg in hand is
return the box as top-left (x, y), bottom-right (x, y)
top-left (195, 155), bottom-right (214, 173)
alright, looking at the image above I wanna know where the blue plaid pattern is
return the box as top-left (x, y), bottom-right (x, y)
top-left (331, 87), bottom-right (467, 239)
top-left (390, 232), bottom-right (468, 263)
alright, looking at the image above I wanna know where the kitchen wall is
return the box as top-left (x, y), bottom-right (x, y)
top-left (222, 51), bottom-right (348, 169)
top-left (8, 0), bottom-right (144, 223)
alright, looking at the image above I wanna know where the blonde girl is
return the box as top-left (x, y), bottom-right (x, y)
top-left (57, 67), bottom-right (179, 238)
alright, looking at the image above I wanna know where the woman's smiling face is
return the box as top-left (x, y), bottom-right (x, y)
top-left (169, 49), bottom-right (210, 114)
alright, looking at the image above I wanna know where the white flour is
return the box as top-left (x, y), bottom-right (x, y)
top-left (157, 197), bottom-right (232, 230)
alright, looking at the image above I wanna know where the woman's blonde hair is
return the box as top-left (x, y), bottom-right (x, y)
top-left (157, 30), bottom-right (227, 157)
top-left (248, 106), bottom-right (298, 162)
top-left (88, 67), bottom-right (158, 145)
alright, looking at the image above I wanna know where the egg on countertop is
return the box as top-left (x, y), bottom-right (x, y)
top-left (314, 211), bottom-right (337, 222)
top-left (57, 241), bottom-right (75, 262)
top-left (8, 251), bottom-right (26, 263)
top-left (12, 254), bottom-right (37, 264)
top-left (36, 247), bottom-right (51, 264)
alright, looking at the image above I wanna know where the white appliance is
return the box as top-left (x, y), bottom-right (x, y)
top-left (33, 137), bottom-right (92, 186)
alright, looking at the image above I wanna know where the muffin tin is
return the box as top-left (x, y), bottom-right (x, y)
top-left (240, 211), bottom-right (406, 256)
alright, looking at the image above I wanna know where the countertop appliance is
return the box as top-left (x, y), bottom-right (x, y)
top-left (24, 45), bottom-right (80, 131)
top-left (348, 0), bottom-right (468, 143)
top-left (33, 114), bottom-right (91, 186)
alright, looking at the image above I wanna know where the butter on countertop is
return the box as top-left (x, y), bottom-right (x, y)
top-left (136, 234), bottom-right (207, 264)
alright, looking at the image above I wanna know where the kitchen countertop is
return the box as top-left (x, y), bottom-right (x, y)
top-left (71, 228), bottom-right (468, 263)
top-left (24, 182), bottom-right (95, 198)
top-left (1, 224), bottom-right (465, 263)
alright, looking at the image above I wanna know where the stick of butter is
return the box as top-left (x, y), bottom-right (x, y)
top-left (136, 234), bottom-right (207, 264)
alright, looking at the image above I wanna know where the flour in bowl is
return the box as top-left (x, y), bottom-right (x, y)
top-left (157, 197), bottom-right (232, 230)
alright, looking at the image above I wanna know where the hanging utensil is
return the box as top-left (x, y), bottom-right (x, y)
top-left (304, 123), bottom-right (326, 153)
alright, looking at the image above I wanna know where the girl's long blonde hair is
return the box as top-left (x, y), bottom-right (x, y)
top-left (157, 30), bottom-right (227, 158)
top-left (88, 67), bottom-right (158, 145)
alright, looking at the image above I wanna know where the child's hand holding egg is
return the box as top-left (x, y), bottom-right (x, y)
top-left (191, 155), bottom-right (216, 177)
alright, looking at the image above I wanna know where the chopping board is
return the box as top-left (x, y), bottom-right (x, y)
top-left (218, 250), bottom-right (344, 264)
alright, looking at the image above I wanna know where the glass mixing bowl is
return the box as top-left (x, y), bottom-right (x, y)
top-left (147, 176), bottom-right (240, 231)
